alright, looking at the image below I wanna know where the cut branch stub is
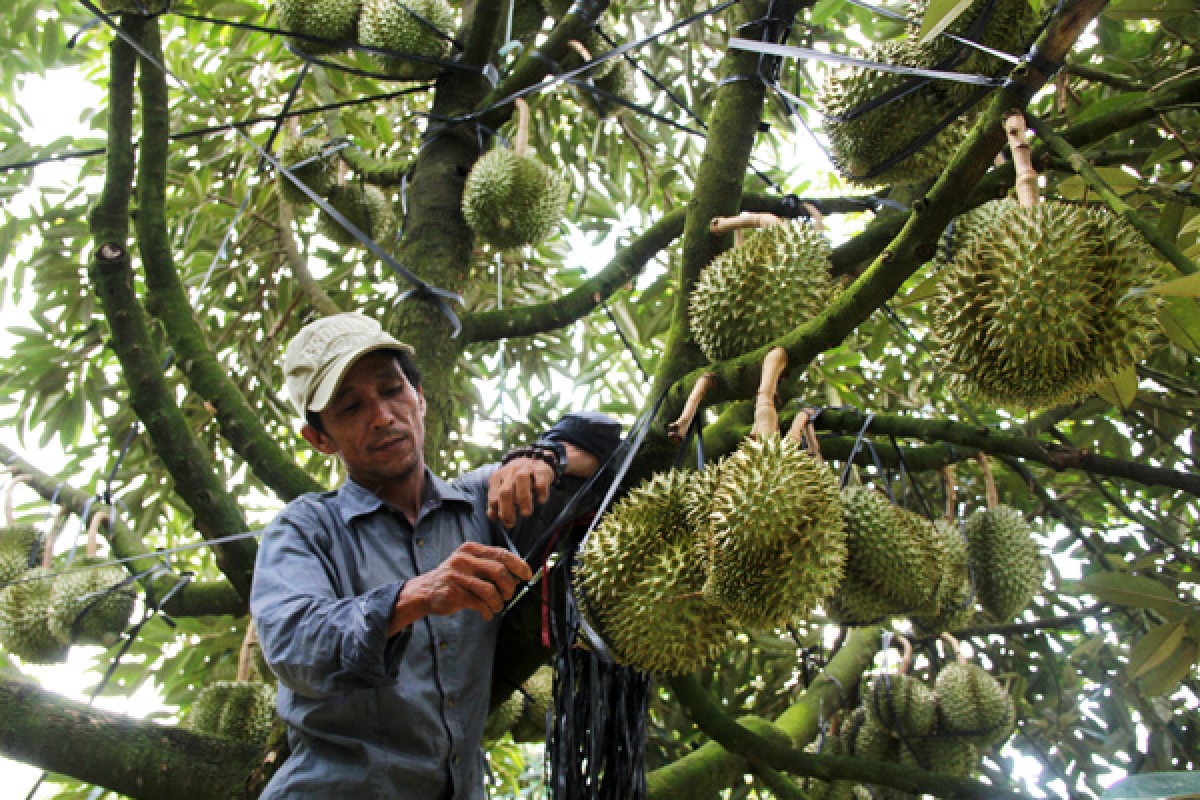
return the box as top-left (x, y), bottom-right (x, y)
top-left (752, 347), bottom-right (788, 439)
top-left (1003, 111), bottom-right (1039, 208)
top-left (668, 372), bottom-right (717, 443)
top-left (943, 464), bottom-right (957, 522)
top-left (896, 634), bottom-right (914, 675)
top-left (802, 202), bottom-right (824, 233)
top-left (710, 212), bottom-right (781, 245)
top-left (976, 453), bottom-right (999, 510)
top-left (514, 96), bottom-right (531, 158)
top-left (85, 511), bottom-right (110, 559)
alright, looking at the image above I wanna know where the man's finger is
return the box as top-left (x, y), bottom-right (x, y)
top-left (494, 548), bottom-right (532, 583)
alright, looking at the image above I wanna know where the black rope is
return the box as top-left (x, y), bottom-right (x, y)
top-left (600, 300), bottom-right (650, 381)
top-left (258, 61), bottom-right (311, 174)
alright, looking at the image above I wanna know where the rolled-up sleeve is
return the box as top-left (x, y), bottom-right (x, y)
top-left (251, 503), bottom-right (409, 698)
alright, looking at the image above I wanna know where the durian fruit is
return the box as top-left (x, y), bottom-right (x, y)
top-left (189, 681), bottom-right (277, 745)
top-left (899, 736), bottom-right (979, 778)
top-left (932, 198), bottom-right (1165, 408)
top-left (0, 525), bottom-right (41, 585)
top-left (964, 504), bottom-right (1041, 621)
top-left (699, 353), bottom-right (847, 629)
top-left (97, 0), bottom-right (171, 13)
top-left (359, 0), bottom-right (455, 78)
top-left (0, 567), bottom-right (69, 664)
top-left (483, 688), bottom-right (525, 742)
top-left (278, 137), bottom-right (337, 207)
top-left (840, 487), bottom-right (943, 613)
top-left (816, 39), bottom-right (977, 187)
top-left (277, 0), bottom-right (361, 55)
top-left (863, 672), bottom-right (938, 738)
top-left (462, 99), bottom-right (569, 250)
top-left (510, 665), bottom-right (555, 743)
top-left (46, 557), bottom-right (137, 648)
top-left (825, 572), bottom-right (903, 626)
top-left (574, 469), bottom-right (735, 674)
top-left (913, 519), bottom-right (973, 624)
top-left (317, 183), bottom-right (397, 247)
top-left (908, 0), bottom-right (1039, 77)
top-left (934, 636), bottom-right (1016, 747)
top-left (689, 217), bottom-right (837, 363)
top-left (577, 56), bottom-right (636, 118)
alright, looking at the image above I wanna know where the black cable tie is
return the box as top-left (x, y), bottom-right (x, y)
top-left (1023, 44), bottom-right (1063, 78)
top-left (716, 73), bottom-right (766, 89)
top-left (839, 410), bottom-right (875, 489)
top-left (395, 282), bottom-right (465, 337)
top-left (67, 17), bottom-right (102, 48)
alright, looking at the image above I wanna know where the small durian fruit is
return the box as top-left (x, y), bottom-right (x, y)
top-left (97, 0), bottom-right (171, 13)
top-left (278, 137), bottom-right (337, 207)
top-left (702, 382), bottom-right (846, 629)
top-left (863, 673), bottom-right (937, 738)
top-left (816, 38), bottom-right (977, 187)
top-left (46, 557), bottom-right (137, 648)
top-left (0, 567), bottom-right (68, 664)
top-left (576, 52), bottom-right (636, 117)
top-left (317, 183), bottom-right (397, 247)
top-left (510, 665), bottom-right (554, 743)
top-left (931, 113), bottom-right (1164, 409)
top-left (189, 681), bottom-right (277, 745)
top-left (359, 0), bottom-right (455, 78)
top-left (0, 526), bottom-right (42, 585)
top-left (935, 633), bottom-right (1016, 747)
top-left (964, 504), bottom-right (1041, 621)
top-left (277, 0), bottom-right (361, 55)
top-left (840, 487), bottom-right (942, 613)
top-left (462, 98), bottom-right (569, 250)
top-left (574, 468), bottom-right (735, 674)
top-left (483, 688), bottom-right (525, 742)
top-left (689, 214), bottom-right (837, 363)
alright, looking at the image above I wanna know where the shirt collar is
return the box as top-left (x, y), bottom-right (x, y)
top-left (336, 469), bottom-right (473, 524)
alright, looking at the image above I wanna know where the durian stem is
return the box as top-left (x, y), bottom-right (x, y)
top-left (942, 465), bottom-right (957, 522)
top-left (4, 473), bottom-right (27, 527)
top-left (802, 202), bottom-right (824, 233)
top-left (1003, 111), bottom-right (1040, 208)
top-left (752, 348), bottom-right (788, 439)
top-left (895, 634), bottom-right (913, 675)
top-left (237, 622), bottom-right (258, 683)
top-left (784, 411), bottom-right (824, 465)
top-left (41, 524), bottom-right (56, 570)
top-left (668, 372), bottom-right (716, 443)
top-left (85, 511), bottom-right (109, 560)
top-left (939, 632), bottom-right (967, 665)
top-left (977, 454), bottom-right (999, 510)
top-left (567, 39), bottom-right (592, 61)
top-left (708, 212), bottom-right (781, 236)
top-left (513, 97), bottom-right (531, 158)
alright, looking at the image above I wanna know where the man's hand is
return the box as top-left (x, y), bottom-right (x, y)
top-left (487, 456), bottom-right (555, 528)
top-left (389, 542), bottom-right (532, 634)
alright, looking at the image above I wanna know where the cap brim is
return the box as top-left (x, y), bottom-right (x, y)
top-left (307, 340), bottom-right (415, 414)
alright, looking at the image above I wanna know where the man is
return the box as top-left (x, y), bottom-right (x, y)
top-left (250, 312), bottom-right (620, 799)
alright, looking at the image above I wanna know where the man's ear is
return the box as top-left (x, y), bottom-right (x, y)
top-left (417, 386), bottom-right (426, 417)
top-left (301, 423), bottom-right (339, 456)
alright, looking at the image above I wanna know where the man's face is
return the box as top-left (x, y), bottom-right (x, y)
top-left (302, 351), bottom-right (426, 490)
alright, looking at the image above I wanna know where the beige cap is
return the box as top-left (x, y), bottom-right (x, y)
top-left (283, 312), bottom-right (415, 417)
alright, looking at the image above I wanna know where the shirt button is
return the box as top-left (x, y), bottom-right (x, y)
top-left (452, 755), bottom-right (460, 765)
top-left (447, 699), bottom-right (455, 708)
top-left (439, 641), bottom-right (448, 651)
top-left (416, 538), bottom-right (425, 547)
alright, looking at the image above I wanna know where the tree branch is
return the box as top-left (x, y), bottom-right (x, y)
top-left (0, 672), bottom-right (261, 800)
top-left (277, 198), bottom-right (344, 317)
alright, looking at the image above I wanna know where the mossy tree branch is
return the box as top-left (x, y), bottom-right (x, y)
top-left (134, 20), bottom-right (322, 503)
top-left (661, 0), bottom-right (1112, 425)
top-left (670, 672), bottom-right (1035, 799)
top-left (88, 21), bottom-right (255, 602)
top-left (0, 672), bottom-right (261, 800)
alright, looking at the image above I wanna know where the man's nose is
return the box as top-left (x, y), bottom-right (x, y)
top-left (365, 396), bottom-right (396, 428)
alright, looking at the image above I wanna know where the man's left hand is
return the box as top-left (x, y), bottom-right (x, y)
top-left (487, 457), bottom-right (555, 527)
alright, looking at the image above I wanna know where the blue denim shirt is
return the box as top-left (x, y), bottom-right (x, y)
top-left (251, 466), bottom-right (540, 800)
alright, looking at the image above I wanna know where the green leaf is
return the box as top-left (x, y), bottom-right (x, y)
top-left (1103, 0), bottom-right (1198, 18)
top-left (1127, 620), bottom-right (1188, 680)
top-left (917, 0), bottom-right (977, 42)
top-left (1133, 272), bottom-right (1200, 299)
top-left (1074, 573), bottom-right (1188, 614)
top-left (1093, 365), bottom-right (1138, 409)
top-left (1104, 771), bottom-right (1200, 798)
top-left (1136, 638), bottom-right (1199, 697)
top-left (1159, 297), bottom-right (1200, 354)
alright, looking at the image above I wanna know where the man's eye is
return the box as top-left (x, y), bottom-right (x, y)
top-left (338, 402), bottom-right (361, 415)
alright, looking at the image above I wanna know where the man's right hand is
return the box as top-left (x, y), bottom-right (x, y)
top-left (388, 542), bottom-right (533, 635)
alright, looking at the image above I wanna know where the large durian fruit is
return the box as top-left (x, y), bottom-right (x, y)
top-left (46, 557), bottom-right (137, 648)
top-left (0, 567), bottom-right (69, 664)
top-left (908, 0), bottom-right (1039, 78)
top-left (689, 218), bottom-right (837, 363)
top-left (931, 198), bottom-right (1165, 408)
top-left (317, 183), bottom-right (397, 247)
top-left (573, 469), bottom-right (735, 674)
top-left (277, 0), bottom-right (361, 55)
top-left (278, 136), bottom-right (338, 207)
top-left (188, 681), bottom-right (277, 745)
top-left (0, 525), bottom-right (41, 584)
top-left (359, 0), bottom-right (455, 78)
top-left (816, 39), bottom-right (977, 187)
top-left (462, 98), bottom-right (569, 250)
top-left (964, 504), bottom-right (1041, 621)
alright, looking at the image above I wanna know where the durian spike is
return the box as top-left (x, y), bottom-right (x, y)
top-left (668, 372), bottom-right (716, 443)
top-left (940, 631), bottom-right (968, 665)
top-left (943, 464), bottom-right (957, 522)
top-left (895, 634), bottom-right (914, 675)
top-left (752, 347), bottom-right (789, 438)
top-left (85, 511), bottom-right (109, 559)
top-left (802, 202), bottom-right (825, 233)
top-left (4, 473), bottom-right (28, 527)
top-left (708, 212), bottom-right (781, 236)
top-left (976, 453), bottom-right (999, 510)
top-left (1003, 111), bottom-right (1039, 208)
top-left (513, 97), bottom-right (531, 158)
top-left (237, 621), bottom-right (259, 682)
